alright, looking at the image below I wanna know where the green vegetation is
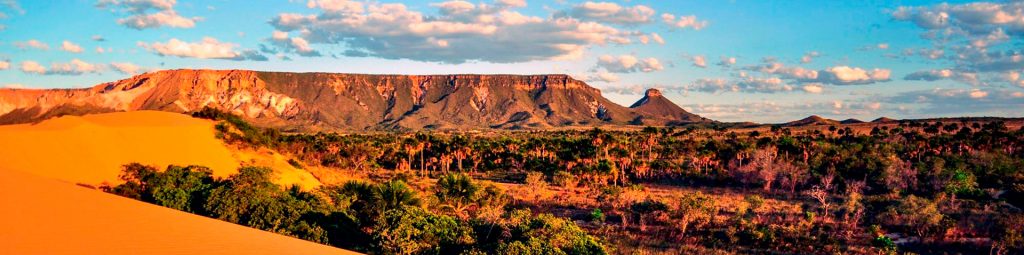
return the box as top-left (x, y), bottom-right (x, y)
top-left (106, 164), bottom-right (607, 255)
top-left (169, 107), bottom-right (1024, 254)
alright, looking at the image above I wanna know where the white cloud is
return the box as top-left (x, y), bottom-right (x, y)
top-left (563, 2), bottom-right (656, 25)
top-left (819, 66), bottom-right (891, 85)
top-left (885, 88), bottom-right (1023, 116)
top-left (637, 32), bottom-right (665, 45)
top-left (96, 0), bottom-right (199, 29)
top-left (47, 59), bottom-right (103, 75)
top-left (13, 39), bottom-right (49, 50)
top-left (92, 35), bottom-right (105, 41)
top-left (596, 54), bottom-right (663, 73)
top-left (893, 2), bottom-right (1024, 87)
top-left (687, 75), bottom-right (794, 94)
top-left (272, 0), bottom-right (644, 63)
top-left (3, 83), bottom-right (25, 89)
top-left (0, 60), bottom-right (8, 70)
top-left (746, 61), bottom-right (819, 81)
top-left (800, 51), bottom-right (819, 63)
top-left (904, 69), bottom-right (955, 81)
top-left (904, 69), bottom-right (982, 85)
top-left (495, 0), bottom-right (525, 8)
top-left (865, 102), bottom-right (882, 110)
top-left (832, 100), bottom-right (843, 109)
top-left (802, 83), bottom-right (824, 94)
top-left (661, 13), bottom-right (708, 30)
top-left (269, 31), bottom-right (321, 57)
top-left (586, 70), bottom-right (620, 83)
top-left (691, 55), bottom-right (706, 68)
top-left (717, 56), bottom-right (736, 67)
top-left (969, 89), bottom-right (988, 99)
top-left (739, 61), bottom-right (891, 86)
top-left (139, 37), bottom-right (267, 61)
top-left (61, 40), bottom-right (83, 53)
top-left (111, 62), bottom-right (142, 75)
top-left (19, 61), bottom-right (45, 74)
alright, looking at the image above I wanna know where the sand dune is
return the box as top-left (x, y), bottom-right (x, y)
top-left (0, 111), bottom-right (320, 189)
top-left (0, 167), bottom-right (357, 255)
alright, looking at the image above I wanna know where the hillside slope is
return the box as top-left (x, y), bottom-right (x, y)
top-left (0, 168), bottom-right (356, 255)
top-left (0, 69), bottom-right (709, 130)
top-left (629, 88), bottom-right (706, 125)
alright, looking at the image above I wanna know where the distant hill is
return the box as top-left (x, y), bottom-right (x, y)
top-left (872, 117), bottom-right (897, 123)
top-left (628, 88), bottom-right (707, 125)
top-left (0, 69), bottom-right (710, 131)
top-left (784, 115), bottom-right (840, 127)
top-left (840, 118), bottom-right (865, 124)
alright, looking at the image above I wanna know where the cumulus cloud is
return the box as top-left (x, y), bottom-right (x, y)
top-left (892, 2), bottom-right (1024, 33)
top-left (885, 87), bottom-right (1024, 116)
top-left (61, 40), bottom-right (83, 53)
top-left (746, 61), bottom-right (819, 81)
top-left (691, 55), bottom-right (706, 68)
top-left (799, 51), bottom-right (819, 63)
top-left (681, 101), bottom-right (876, 123)
top-left (969, 88), bottom-right (989, 99)
top-left (637, 32), bottom-right (664, 45)
top-left (596, 54), bottom-right (663, 73)
top-left (694, 60), bottom-right (892, 93)
top-left (268, 31), bottom-right (321, 57)
top-left (47, 59), bottom-right (103, 75)
top-left (19, 61), bottom-right (45, 74)
top-left (893, 2), bottom-right (1024, 87)
top-left (687, 74), bottom-right (794, 94)
top-left (904, 69), bottom-right (956, 81)
top-left (13, 39), bottom-right (49, 50)
top-left (271, 0), bottom-right (650, 63)
top-left (745, 61), bottom-right (890, 85)
top-left (904, 69), bottom-right (984, 85)
top-left (586, 70), bottom-right (620, 83)
top-left (661, 13), bottom-right (708, 30)
top-left (139, 37), bottom-right (267, 61)
top-left (111, 62), bottom-right (143, 75)
top-left (19, 59), bottom-right (104, 75)
top-left (96, 0), bottom-right (199, 29)
top-left (0, 60), bottom-right (8, 70)
top-left (802, 83), bottom-right (824, 94)
top-left (818, 66), bottom-right (891, 85)
top-left (562, 2), bottom-right (656, 25)
top-left (717, 56), bottom-right (736, 67)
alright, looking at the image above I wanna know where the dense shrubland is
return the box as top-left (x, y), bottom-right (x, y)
top-left (109, 107), bottom-right (1024, 254)
top-left (105, 164), bottom-right (606, 255)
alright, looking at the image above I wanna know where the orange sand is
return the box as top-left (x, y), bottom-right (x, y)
top-left (0, 167), bottom-right (358, 255)
top-left (0, 111), bottom-right (320, 189)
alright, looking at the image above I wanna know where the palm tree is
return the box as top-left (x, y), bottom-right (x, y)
top-left (435, 173), bottom-right (479, 218)
top-left (375, 180), bottom-right (421, 212)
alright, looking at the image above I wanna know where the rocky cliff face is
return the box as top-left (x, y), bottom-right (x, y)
top-left (0, 69), bottom-right (709, 130)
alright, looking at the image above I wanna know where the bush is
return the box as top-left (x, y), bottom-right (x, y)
top-left (551, 171), bottom-right (578, 188)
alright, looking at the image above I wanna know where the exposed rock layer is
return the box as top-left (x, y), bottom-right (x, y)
top-left (0, 69), bottom-right (709, 130)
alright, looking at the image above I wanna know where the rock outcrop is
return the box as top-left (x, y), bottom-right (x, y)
top-left (0, 69), bottom-right (710, 130)
top-left (628, 88), bottom-right (706, 125)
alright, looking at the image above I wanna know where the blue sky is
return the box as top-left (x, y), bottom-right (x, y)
top-left (1, 0), bottom-right (1022, 122)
